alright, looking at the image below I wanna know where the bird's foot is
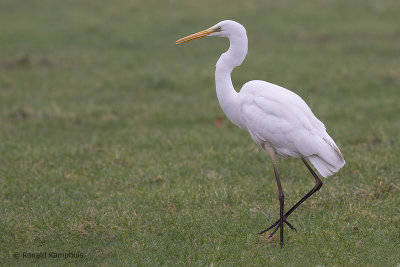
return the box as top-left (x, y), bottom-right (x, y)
top-left (258, 217), bottom-right (297, 238)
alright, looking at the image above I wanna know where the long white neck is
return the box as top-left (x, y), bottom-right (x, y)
top-left (215, 32), bottom-right (248, 128)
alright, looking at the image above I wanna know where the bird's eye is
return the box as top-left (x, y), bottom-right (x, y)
top-left (214, 26), bottom-right (222, 32)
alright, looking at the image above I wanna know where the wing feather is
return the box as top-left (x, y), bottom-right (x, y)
top-left (239, 80), bottom-right (345, 177)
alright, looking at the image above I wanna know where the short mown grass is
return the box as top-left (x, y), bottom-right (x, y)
top-left (1, 0), bottom-right (400, 265)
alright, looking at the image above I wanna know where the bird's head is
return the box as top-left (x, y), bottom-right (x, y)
top-left (176, 20), bottom-right (246, 44)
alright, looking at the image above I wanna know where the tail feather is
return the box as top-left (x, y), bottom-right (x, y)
top-left (304, 132), bottom-right (345, 178)
top-left (308, 153), bottom-right (345, 178)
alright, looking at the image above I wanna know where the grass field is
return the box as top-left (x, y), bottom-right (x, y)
top-left (1, 0), bottom-right (400, 265)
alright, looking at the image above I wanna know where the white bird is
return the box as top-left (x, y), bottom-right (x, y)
top-left (176, 20), bottom-right (345, 247)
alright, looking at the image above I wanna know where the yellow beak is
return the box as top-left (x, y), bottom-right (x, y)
top-left (176, 28), bottom-right (214, 44)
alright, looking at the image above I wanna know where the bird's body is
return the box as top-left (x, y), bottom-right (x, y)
top-left (176, 20), bottom-right (345, 247)
top-left (239, 80), bottom-right (344, 177)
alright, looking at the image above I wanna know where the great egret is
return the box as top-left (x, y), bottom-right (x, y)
top-left (176, 20), bottom-right (345, 247)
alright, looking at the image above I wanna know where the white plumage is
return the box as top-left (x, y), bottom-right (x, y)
top-left (177, 20), bottom-right (345, 247)
top-left (239, 80), bottom-right (345, 177)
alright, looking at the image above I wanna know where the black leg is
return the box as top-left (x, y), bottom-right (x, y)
top-left (259, 158), bottom-right (323, 237)
top-left (271, 161), bottom-right (285, 248)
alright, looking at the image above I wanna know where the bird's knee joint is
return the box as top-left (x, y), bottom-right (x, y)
top-left (316, 180), bottom-right (323, 190)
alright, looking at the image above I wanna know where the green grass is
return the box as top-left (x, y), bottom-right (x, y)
top-left (1, 0), bottom-right (400, 265)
